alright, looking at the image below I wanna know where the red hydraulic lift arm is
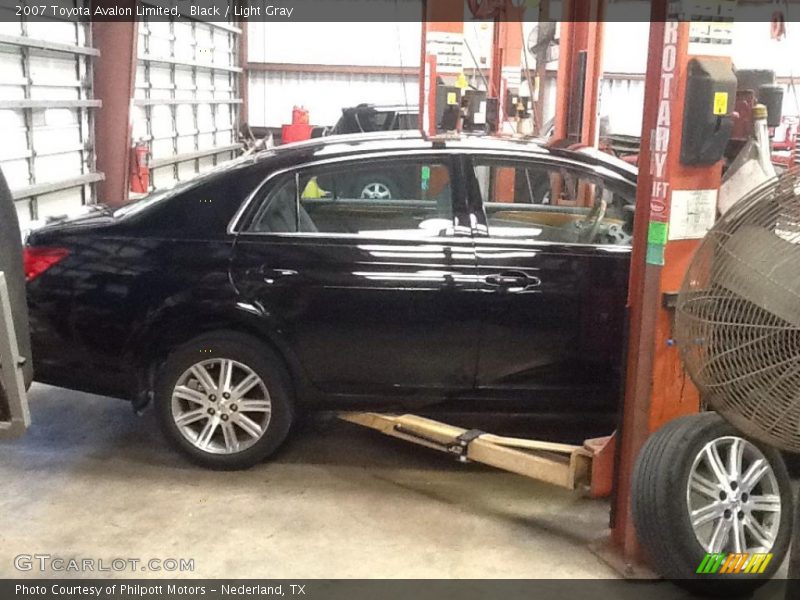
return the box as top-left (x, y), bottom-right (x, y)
top-left (553, 0), bottom-right (605, 147)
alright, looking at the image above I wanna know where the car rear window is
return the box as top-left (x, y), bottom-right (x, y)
top-left (126, 166), bottom-right (268, 238)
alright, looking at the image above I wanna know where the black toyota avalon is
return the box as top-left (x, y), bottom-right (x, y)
top-left (25, 132), bottom-right (637, 469)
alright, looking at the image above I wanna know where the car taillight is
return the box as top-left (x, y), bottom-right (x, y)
top-left (23, 247), bottom-right (69, 281)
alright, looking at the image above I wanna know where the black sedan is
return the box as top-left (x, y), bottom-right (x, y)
top-left (25, 132), bottom-right (637, 469)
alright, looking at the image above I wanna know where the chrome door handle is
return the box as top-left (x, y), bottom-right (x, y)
top-left (485, 272), bottom-right (541, 290)
top-left (485, 274), bottom-right (523, 286)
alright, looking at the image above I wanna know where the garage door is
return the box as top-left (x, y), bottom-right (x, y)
top-left (133, 18), bottom-right (243, 191)
top-left (0, 15), bottom-right (101, 230)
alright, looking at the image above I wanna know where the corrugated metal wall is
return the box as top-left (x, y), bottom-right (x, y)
top-left (248, 70), bottom-right (419, 129)
top-left (599, 77), bottom-right (646, 137)
top-left (247, 21), bottom-right (423, 69)
top-left (0, 6), bottom-right (100, 230)
top-left (245, 14), bottom-right (503, 129)
top-left (246, 19), bottom-right (424, 129)
top-left (133, 14), bottom-right (242, 190)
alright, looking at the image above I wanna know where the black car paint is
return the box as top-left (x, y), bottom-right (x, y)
top-left (26, 135), bottom-right (636, 428)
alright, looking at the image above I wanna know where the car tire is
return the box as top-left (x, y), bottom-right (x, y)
top-left (632, 412), bottom-right (793, 597)
top-left (155, 331), bottom-right (294, 470)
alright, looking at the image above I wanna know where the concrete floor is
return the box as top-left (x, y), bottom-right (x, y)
top-left (0, 384), bottom-right (793, 595)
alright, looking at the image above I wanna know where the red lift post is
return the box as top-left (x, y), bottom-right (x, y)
top-left (550, 2), bottom-right (605, 210)
top-left (419, 0), bottom-right (464, 136)
top-left (552, 0), bottom-right (605, 147)
top-left (486, 9), bottom-right (524, 133)
top-left (611, 9), bottom-right (735, 568)
top-left (548, 0), bottom-right (618, 498)
top-left (551, 0), bottom-right (736, 571)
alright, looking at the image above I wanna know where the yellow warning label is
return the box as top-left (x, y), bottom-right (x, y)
top-left (713, 92), bottom-right (728, 116)
top-left (447, 92), bottom-right (458, 105)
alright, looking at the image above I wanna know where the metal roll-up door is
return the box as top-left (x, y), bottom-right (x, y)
top-left (0, 9), bottom-right (101, 230)
top-left (134, 7), bottom-right (243, 191)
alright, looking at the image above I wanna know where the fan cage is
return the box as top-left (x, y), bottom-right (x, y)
top-left (675, 172), bottom-right (800, 453)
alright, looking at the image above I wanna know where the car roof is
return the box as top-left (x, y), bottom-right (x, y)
top-left (114, 132), bottom-right (637, 222)
top-left (249, 131), bottom-right (637, 183)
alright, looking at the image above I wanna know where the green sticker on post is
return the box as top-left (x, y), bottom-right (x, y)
top-left (647, 220), bottom-right (669, 245)
top-left (421, 166), bottom-right (431, 180)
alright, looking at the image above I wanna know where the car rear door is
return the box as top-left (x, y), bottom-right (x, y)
top-left (229, 151), bottom-right (482, 400)
top-left (464, 152), bottom-right (634, 414)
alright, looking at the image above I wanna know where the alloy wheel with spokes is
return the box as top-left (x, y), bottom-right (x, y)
top-left (171, 358), bottom-right (272, 455)
top-left (360, 182), bottom-right (393, 199)
top-left (687, 436), bottom-right (781, 554)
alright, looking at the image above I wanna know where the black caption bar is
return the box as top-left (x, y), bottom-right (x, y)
top-left (1, 0), bottom-right (800, 22)
top-left (1, 579), bottom-right (795, 600)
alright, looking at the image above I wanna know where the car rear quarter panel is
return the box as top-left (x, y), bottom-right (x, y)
top-left (26, 165), bottom-right (277, 400)
top-left (27, 229), bottom-right (239, 399)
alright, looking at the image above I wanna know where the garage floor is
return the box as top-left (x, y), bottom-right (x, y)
top-left (0, 385), bottom-right (793, 593)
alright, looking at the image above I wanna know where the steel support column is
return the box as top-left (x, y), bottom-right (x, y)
top-left (93, 16), bottom-right (138, 206)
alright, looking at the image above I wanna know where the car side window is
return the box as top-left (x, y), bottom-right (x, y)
top-left (472, 158), bottom-right (634, 246)
top-left (248, 158), bottom-right (457, 239)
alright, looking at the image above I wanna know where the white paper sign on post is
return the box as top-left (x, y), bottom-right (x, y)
top-left (668, 189), bottom-right (718, 240)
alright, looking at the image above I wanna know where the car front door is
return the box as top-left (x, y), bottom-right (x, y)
top-left (465, 153), bottom-right (634, 416)
top-left (230, 152), bottom-right (481, 401)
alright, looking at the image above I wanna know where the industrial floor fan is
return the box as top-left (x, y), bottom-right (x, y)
top-left (632, 172), bottom-right (800, 597)
top-left (677, 173), bottom-right (800, 452)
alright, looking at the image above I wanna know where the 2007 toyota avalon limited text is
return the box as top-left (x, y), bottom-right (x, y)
top-left (24, 132), bottom-right (636, 469)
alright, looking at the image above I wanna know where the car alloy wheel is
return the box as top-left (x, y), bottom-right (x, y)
top-left (360, 182), bottom-right (392, 199)
top-left (170, 358), bottom-right (272, 455)
top-left (687, 435), bottom-right (781, 554)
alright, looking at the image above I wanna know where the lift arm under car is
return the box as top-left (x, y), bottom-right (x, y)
top-left (338, 412), bottom-right (596, 492)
